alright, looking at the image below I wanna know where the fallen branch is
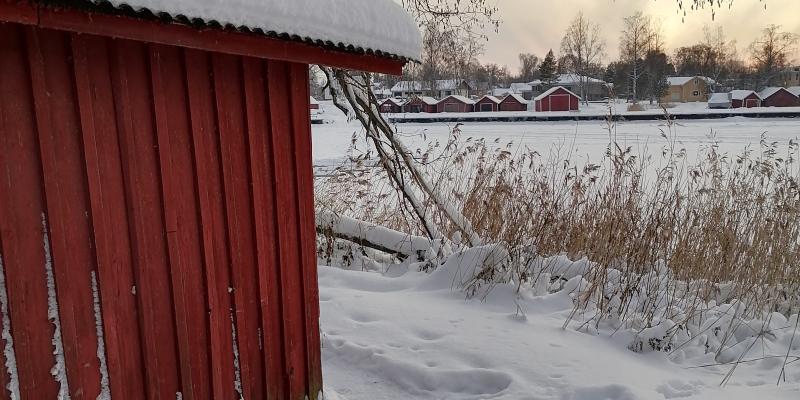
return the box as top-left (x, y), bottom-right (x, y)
top-left (316, 211), bottom-right (431, 261)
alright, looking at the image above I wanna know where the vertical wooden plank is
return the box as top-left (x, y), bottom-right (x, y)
top-left (25, 27), bottom-right (102, 400)
top-left (0, 23), bottom-right (60, 399)
top-left (266, 60), bottom-right (309, 400)
top-left (107, 38), bottom-right (181, 399)
top-left (243, 57), bottom-right (287, 400)
top-left (149, 43), bottom-right (213, 400)
top-left (211, 53), bottom-right (267, 400)
top-left (70, 33), bottom-right (147, 400)
top-left (288, 62), bottom-right (323, 399)
top-left (183, 48), bottom-right (237, 400)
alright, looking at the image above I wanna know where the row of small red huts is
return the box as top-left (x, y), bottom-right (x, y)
top-left (380, 87), bottom-right (581, 113)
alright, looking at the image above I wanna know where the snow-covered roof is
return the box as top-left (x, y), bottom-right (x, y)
top-left (509, 82), bottom-right (533, 92)
top-left (758, 87), bottom-right (788, 99)
top-left (788, 87), bottom-right (800, 97)
top-left (667, 76), bottom-right (715, 86)
top-left (477, 95), bottom-right (501, 104)
top-left (492, 88), bottom-right (513, 97)
top-left (707, 93), bottom-right (731, 104)
top-left (310, 96), bottom-right (319, 105)
top-left (730, 90), bottom-right (759, 100)
top-left (534, 86), bottom-right (579, 101)
top-left (555, 74), bottom-right (606, 85)
top-left (407, 96), bottom-right (438, 105)
top-left (502, 93), bottom-right (527, 104)
top-left (439, 95), bottom-right (475, 105)
top-left (90, 0), bottom-right (422, 60)
top-left (381, 98), bottom-right (404, 106)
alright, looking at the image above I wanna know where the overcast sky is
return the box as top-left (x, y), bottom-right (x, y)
top-left (477, 0), bottom-right (800, 70)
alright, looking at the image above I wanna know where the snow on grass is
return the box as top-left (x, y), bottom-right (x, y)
top-left (319, 263), bottom-right (800, 400)
top-left (0, 254), bottom-right (19, 400)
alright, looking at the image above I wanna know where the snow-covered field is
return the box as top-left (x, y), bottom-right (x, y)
top-left (312, 101), bottom-right (800, 400)
top-left (319, 264), bottom-right (799, 400)
top-left (312, 101), bottom-right (800, 169)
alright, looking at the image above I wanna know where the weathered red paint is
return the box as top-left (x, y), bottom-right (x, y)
top-left (1, 1), bottom-right (409, 399)
top-left (403, 96), bottom-right (438, 113)
top-left (535, 87), bottom-right (580, 112)
top-left (475, 96), bottom-right (500, 112)
top-left (499, 95), bottom-right (528, 112)
top-left (761, 88), bottom-right (800, 107)
top-left (732, 92), bottom-right (761, 108)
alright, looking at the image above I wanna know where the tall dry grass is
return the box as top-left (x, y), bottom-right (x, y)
top-left (315, 115), bottom-right (800, 317)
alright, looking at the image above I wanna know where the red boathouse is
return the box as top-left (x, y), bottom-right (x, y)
top-left (758, 87), bottom-right (800, 107)
top-left (0, 1), bottom-right (420, 400)
top-left (534, 86), bottom-right (580, 112)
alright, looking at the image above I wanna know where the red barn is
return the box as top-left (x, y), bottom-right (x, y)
top-left (534, 86), bottom-right (580, 112)
top-left (475, 95), bottom-right (501, 112)
top-left (730, 90), bottom-right (761, 108)
top-left (499, 93), bottom-right (528, 112)
top-left (0, 1), bottom-right (419, 399)
top-left (380, 98), bottom-right (404, 113)
top-left (404, 96), bottom-right (439, 113)
top-left (758, 87), bottom-right (800, 107)
top-left (437, 95), bottom-right (475, 113)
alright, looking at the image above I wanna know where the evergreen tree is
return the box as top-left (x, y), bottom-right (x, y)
top-left (538, 49), bottom-right (556, 85)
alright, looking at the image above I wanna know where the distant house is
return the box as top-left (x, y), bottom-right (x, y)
top-left (707, 93), bottom-right (731, 109)
top-left (780, 67), bottom-right (800, 87)
top-left (534, 86), bottom-right (580, 112)
top-left (403, 96), bottom-right (438, 113)
top-left (499, 94), bottom-right (528, 111)
top-left (437, 95), bottom-right (475, 113)
top-left (661, 76), bottom-right (713, 103)
top-left (758, 87), bottom-right (800, 107)
top-left (788, 86), bottom-right (800, 98)
top-left (550, 74), bottom-right (608, 101)
top-left (379, 98), bottom-right (404, 113)
top-left (507, 82), bottom-right (536, 100)
top-left (391, 79), bottom-right (472, 98)
top-left (475, 95), bottom-right (501, 112)
top-left (310, 96), bottom-right (320, 110)
top-left (730, 90), bottom-right (761, 108)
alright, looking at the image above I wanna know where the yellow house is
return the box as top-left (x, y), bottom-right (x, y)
top-left (661, 76), bottom-right (713, 103)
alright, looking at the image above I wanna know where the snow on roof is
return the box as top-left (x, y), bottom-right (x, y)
top-left (94, 0), bottom-right (422, 60)
top-left (534, 86), bottom-right (579, 101)
top-left (381, 98), bottom-right (404, 106)
top-left (407, 96), bottom-right (438, 105)
top-left (509, 82), bottom-right (533, 92)
top-left (478, 95), bottom-right (501, 104)
top-left (667, 76), bottom-right (715, 86)
top-left (788, 87), bottom-right (800, 97)
top-left (707, 93), bottom-right (731, 104)
top-left (502, 93), bottom-right (527, 104)
top-left (310, 96), bottom-right (319, 105)
top-left (730, 90), bottom-right (759, 100)
top-left (555, 74), bottom-right (606, 85)
top-left (492, 88), bottom-right (512, 97)
top-left (758, 87), bottom-right (787, 99)
top-left (440, 95), bottom-right (475, 105)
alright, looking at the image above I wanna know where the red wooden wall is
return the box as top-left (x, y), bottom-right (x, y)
top-left (0, 22), bottom-right (321, 400)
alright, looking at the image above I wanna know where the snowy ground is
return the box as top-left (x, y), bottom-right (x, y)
top-left (319, 265), bottom-right (800, 400)
top-left (312, 101), bottom-right (800, 399)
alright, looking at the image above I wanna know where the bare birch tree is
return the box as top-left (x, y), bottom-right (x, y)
top-left (560, 12), bottom-right (606, 104)
top-left (620, 12), bottom-right (654, 102)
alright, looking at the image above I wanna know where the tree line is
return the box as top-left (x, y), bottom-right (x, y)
top-left (377, 8), bottom-right (797, 104)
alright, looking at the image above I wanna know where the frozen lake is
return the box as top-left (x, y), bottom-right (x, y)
top-left (311, 101), bottom-right (799, 168)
